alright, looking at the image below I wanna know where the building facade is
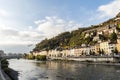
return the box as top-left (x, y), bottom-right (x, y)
top-left (100, 41), bottom-right (116, 55)
top-left (117, 39), bottom-right (120, 52)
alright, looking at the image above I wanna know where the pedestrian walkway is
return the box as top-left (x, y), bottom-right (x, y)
top-left (0, 62), bottom-right (6, 80)
top-left (0, 76), bottom-right (2, 80)
top-left (0, 70), bottom-right (6, 80)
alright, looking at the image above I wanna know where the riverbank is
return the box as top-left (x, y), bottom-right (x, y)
top-left (48, 56), bottom-right (120, 66)
top-left (0, 58), bottom-right (19, 80)
top-left (46, 59), bottom-right (120, 68)
top-left (23, 55), bottom-right (120, 66)
top-left (5, 68), bottom-right (19, 80)
top-left (49, 56), bottom-right (120, 62)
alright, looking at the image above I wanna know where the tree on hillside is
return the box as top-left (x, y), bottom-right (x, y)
top-left (99, 34), bottom-right (107, 41)
top-left (84, 36), bottom-right (93, 44)
top-left (109, 32), bottom-right (117, 42)
top-left (92, 30), bottom-right (97, 37)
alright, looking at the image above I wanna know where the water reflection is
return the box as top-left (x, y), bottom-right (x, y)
top-left (8, 59), bottom-right (120, 80)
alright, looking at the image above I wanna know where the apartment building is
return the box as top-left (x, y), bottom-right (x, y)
top-left (33, 50), bottom-right (48, 56)
top-left (94, 44), bottom-right (100, 55)
top-left (100, 41), bottom-right (116, 55)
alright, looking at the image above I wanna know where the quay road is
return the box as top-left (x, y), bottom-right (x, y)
top-left (0, 62), bottom-right (6, 80)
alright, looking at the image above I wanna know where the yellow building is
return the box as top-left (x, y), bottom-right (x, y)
top-left (100, 41), bottom-right (116, 55)
top-left (94, 44), bottom-right (100, 55)
top-left (117, 39), bottom-right (120, 52)
top-left (100, 42), bottom-right (109, 54)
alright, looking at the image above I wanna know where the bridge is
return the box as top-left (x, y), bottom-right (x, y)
top-left (0, 54), bottom-right (22, 59)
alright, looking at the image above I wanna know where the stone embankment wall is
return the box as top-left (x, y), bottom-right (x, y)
top-left (49, 56), bottom-right (119, 62)
top-left (0, 62), bottom-right (11, 80)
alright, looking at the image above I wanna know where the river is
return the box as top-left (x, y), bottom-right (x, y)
top-left (8, 59), bottom-right (120, 80)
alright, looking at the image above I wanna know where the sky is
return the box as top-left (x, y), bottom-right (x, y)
top-left (0, 0), bottom-right (120, 53)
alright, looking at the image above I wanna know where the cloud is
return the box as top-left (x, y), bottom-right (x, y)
top-left (0, 9), bottom-right (8, 17)
top-left (0, 16), bottom-right (82, 46)
top-left (0, 24), bottom-right (43, 45)
top-left (35, 16), bottom-right (82, 38)
top-left (97, 0), bottom-right (120, 18)
top-left (88, 0), bottom-right (120, 23)
top-left (0, 28), bottom-right (18, 36)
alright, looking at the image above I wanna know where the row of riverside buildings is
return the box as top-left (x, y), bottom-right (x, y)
top-left (32, 39), bottom-right (120, 58)
top-left (32, 12), bottom-right (120, 58)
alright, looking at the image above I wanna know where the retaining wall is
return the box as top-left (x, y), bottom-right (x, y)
top-left (50, 57), bottom-right (117, 62)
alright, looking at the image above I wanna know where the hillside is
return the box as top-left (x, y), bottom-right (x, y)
top-left (33, 12), bottom-right (120, 52)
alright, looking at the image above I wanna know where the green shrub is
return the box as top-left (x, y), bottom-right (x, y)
top-left (1, 58), bottom-right (9, 69)
top-left (1, 58), bottom-right (10, 73)
top-left (3, 68), bottom-right (11, 74)
top-left (36, 55), bottom-right (46, 61)
top-left (28, 55), bottom-right (35, 60)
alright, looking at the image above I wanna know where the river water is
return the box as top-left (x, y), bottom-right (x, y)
top-left (8, 59), bottom-right (120, 80)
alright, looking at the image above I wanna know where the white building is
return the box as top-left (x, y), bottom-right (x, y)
top-left (33, 50), bottom-right (48, 56)
top-left (69, 49), bottom-right (75, 57)
top-left (109, 28), bottom-right (117, 34)
top-left (93, 36), bottom-right (99, 41)
top-left (90, 46), bottom-right (95, 52)
top-left (108, 43), bottom-right (116, 54)
top-left (97, 31), bottom-right (103, 35)
top-left (85, 47), bottom-right (89, 55)
top-left (80, 46), bottom-right (90, 55)
top-left (85, 33), bottom-right (90, 38)
top-left (48, 50), bottom-right (60, 57)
